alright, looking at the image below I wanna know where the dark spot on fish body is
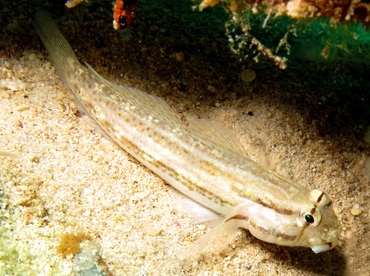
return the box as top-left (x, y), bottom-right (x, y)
top-left (101, 119), bottom-right (113, 130)
top-left (83, 101), bottom-right (94, 111)
top-left (155, 160), bottom-right (168, 173)
top-left (99, 85), bottom-right (110, 97)
top-left (146, 129), bottom-right (161, 144)
top-left (71, 82), bottom-right (78, 91)
top-left (167, 172), bottom-right (177, 181)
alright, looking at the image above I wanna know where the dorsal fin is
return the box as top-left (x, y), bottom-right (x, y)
top-left (187, 118), bottom-right (249, 159)
top-left (85, 62), bottom-right (249, 160)
top-left (84, 62), bottom-right (186, 130)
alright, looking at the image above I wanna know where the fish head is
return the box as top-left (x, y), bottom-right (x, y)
top-left (296, 189), bottom-right (340, 253)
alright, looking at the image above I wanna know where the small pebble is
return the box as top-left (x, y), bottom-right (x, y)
top-left (241, 69), bottom-right (256, 83)
top-left (17, 105), bottom-right (30, 112)
top-left (351, 204), bottom-right (362, 216)
top-left (144, 223), bottom-right (162, 236)
top-left (207, 85), bottom-right (216, 93)
top-left (174, 52), bottom-right (185, 62)
top-left (28, 53), bottom-right (37, 61)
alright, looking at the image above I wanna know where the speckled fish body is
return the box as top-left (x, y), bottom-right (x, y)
top-left (33, 10), bottom-right (340, 254)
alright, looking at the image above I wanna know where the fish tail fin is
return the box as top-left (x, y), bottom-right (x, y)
top-left (33, 10), bottom-right (79, 81)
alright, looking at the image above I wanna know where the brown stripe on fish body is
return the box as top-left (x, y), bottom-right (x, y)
top-left (110, 129), bottom-right (231, 208)
top-left (190, 149), bottom-right (297, 207)
top-left (315, 191), bottom-right (325, 206)
top-left (309, 190), bottom-right (325, 216)
top-left (192, 150), bottom-right (299, 216)
top-left (225, 214), bottom-right (249, 223)
top-left (248, 194), bottom-right (295, 216)
top-left (223, 160), bottom-right (307, 206)
top-left (249, 220), bottom-right (298, 242)
top-left (296, 224), bottom-right (308, 242)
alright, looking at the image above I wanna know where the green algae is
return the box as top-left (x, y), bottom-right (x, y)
top-left (225, 7), bottom-right (370, 68)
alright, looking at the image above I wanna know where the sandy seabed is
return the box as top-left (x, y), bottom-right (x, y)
top-left (0, 1), bottom-right (369, 275)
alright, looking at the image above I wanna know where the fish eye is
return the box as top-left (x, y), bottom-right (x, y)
top-left (305, 214), bottom-right (315, 224)
top-left (298, 211), bottom-right (320, 227)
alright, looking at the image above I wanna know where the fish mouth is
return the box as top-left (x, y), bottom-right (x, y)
top-left (311, 242), bottom-right (334, 254)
